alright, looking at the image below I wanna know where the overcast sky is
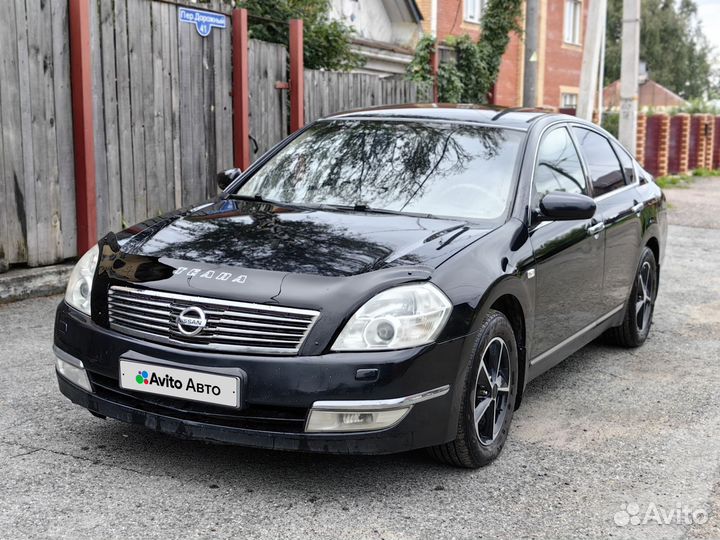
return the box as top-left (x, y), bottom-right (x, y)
top-left (696, 0), bottom-right (720, 64)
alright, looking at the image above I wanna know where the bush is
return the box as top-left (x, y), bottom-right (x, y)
top-left (670, 99), bottom-right (720, 115)
top-left (238, 0), bottom-right (364, 71)
top-left (601, 112), bottom-right (619, 138)
top-left (406, 0), bottom-right (522, 103)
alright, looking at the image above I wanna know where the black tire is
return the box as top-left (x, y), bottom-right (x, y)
top-left (429, 310), bottom-right (518, 468)
top-left (607, 247), bottom-right (658, 348)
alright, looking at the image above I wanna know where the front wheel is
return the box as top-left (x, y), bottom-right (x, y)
top-left (607, 247), bottom-right (658, 347)
top-left (429, 310), bottom-right (518, 468)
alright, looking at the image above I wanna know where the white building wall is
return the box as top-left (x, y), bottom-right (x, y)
top-left (329, 0), bottom-right (417, 47)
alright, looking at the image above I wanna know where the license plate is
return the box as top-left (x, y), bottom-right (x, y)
top-left (119, 360), bottom-right (240, 408)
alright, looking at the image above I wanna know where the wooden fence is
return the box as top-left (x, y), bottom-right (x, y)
top-left (304, 71), bottom-right (430, 124)
top-left (0, 0), bottom-right (76, 270)
top-left (89, 0), bottom-right (233, 235)
top-left (249, 39), bottom-right (288, 162)
top-left (0, 0), bottom-right (430, 273)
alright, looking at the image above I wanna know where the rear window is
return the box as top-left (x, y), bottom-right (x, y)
top-left (573, 127), bottom-right (626, 196)
top-left (236, 120), bottom-right (525, 221)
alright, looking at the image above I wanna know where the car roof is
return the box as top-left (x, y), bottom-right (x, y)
top-left (326, 103), bottom-right (577, 131)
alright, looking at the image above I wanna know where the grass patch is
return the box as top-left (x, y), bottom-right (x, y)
top-left (655, 175), bottom-right (693, 189)
top-left (655, 169), bottom-right (720, 189)
top-left (692, 168), bottom-right (720, 177)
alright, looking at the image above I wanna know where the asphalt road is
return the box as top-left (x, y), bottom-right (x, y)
top-left (1, 180), bottom-right (719, 540)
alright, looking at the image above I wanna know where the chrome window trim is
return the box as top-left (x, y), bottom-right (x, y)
top-left (593, 183), bottom-right (638, 202)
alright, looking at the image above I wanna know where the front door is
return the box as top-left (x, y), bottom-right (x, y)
top-left (528, 126), bottom-right (606, 359)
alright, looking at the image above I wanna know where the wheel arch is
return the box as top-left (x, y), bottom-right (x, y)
top-left (488, 294), bottom-right (527, 410)
top-left (643, 235), bottom-right (662, 290)
top-left (646, 236), bottom-right (660, 266)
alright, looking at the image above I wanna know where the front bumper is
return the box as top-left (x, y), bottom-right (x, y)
top-left (54, 302), bottom-right (470, 454)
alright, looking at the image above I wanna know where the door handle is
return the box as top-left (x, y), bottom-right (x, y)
top-left (631, 201), bottom-right (644, 214)
top-left (587, 221), bottom-right (605, 235)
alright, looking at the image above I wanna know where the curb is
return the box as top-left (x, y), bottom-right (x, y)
top-left (0, 263), bottom-right (74, 304)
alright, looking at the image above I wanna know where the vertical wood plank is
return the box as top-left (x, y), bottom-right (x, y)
top-left (194, 23), bottom-right (204, 203)
top-left (114, 0), bottom-right (135, 227)
top-left (127, 0), bottom-right (148, 221)
top-left (203, 30), bottom-right (216, 198)
top-left (0, 0), bottom-right (27, 264)
top-left (51, 0), bottom-right (76, 256)
top-left (140, 0), bottom-right (157, 218)
top-left (178, 16), bottom-right (193, 206)
top-left (26, 0), bottom-right (53, 264)
top-left (99, 0), bottom-right (122, 233)
top-left (168, 4), bottom-right (182, 209)
top-left (90, 0), bottom-right (110, 236)
top-left (15, 0), bottom-right (39, 265)
top-left (218, 14), bottom-right (232, 171)
top-left (0, 67), bottom-right (7, 271)
top-left (41, 0), bottom-right (63, 260)
top-left (161, 3), bottom-right (176, 211)
top-left (150, 0), bottom-right (167, 216)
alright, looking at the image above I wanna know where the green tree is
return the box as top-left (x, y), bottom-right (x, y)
top-left (237, 0), bottom-right (364, 71)
top-left (406, 0), bottom-right (523, 103)
top-left (604, 0), bottom-right (717, 100)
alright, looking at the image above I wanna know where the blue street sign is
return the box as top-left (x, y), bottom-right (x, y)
top-left (178, 7), bottom-right (226, 37)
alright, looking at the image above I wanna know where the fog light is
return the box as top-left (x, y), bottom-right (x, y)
top-left (55, 356), bottom-right (92, 393)
top-left (305, 407), bottom-right (410, 433)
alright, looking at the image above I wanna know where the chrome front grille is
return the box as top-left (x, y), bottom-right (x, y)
top-left (107, 286), bottom-right (320, 355)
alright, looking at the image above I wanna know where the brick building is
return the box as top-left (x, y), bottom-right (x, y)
top-left (415, 0), bottom-right (590, 108)
top-left (603, 79), bottom-right (688, 112)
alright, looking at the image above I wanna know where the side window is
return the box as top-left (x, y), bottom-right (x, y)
top-left (533, 126), bottom-right (587, 207)
top-left (573, 127), bottom-right (626, 196)
top-left (612, 140), bottom-right (635, 184)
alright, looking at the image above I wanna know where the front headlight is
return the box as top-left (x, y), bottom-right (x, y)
top-left (64, 245), bottom-right (99, 315)
top-left (331, 283), bottom-right (452, 351)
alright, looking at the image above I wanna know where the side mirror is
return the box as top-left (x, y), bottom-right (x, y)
top-left (538, 192), bottom-right (596, 221)
top-left (217, 168), bottom-right (242, 191)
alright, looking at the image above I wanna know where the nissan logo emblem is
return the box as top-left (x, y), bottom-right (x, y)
top-left (176, 306), bottom-right (207, 336)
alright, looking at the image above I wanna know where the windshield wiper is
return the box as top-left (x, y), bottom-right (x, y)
top-left (322, 204), bottom-right (435, 218)
top-left (226, 196), bottom-right (434, 218)
top-left (227, 193), bottom-right (319, 210)
top-left (227, 193), bottom-right (269, 203)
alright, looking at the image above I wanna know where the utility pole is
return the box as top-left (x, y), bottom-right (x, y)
top-left (618, 0), bottom-right (640, 153)
top-left (523, 0), bottom-right (539, 108)
top-left (577, 0), bottom-right (607, 121)
top-left (597, 28), bottom-right (606, 125)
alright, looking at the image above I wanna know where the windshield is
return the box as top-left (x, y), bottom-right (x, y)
top-left (234, 120), bottom-right (525, 220)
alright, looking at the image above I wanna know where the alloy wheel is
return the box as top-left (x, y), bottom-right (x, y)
top-left (472, 337), bottom-right (511, 445)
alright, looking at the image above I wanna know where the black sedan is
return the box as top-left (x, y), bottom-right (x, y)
top-left (54, 105), bottom-right (667, 468)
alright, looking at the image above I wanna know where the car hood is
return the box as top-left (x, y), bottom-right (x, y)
top-left (116, 199), bottom-right (495, 278)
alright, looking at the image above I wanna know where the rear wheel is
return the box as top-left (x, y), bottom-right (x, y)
top-left (429, 310), bottom-right (518, 468)
top-left (607, 247), bottom-right (658, 347)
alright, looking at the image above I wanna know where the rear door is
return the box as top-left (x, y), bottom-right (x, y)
top-left (528, 125), bottom-right (606, 359)
top-left (572, 127), bottom-right (642, 312)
